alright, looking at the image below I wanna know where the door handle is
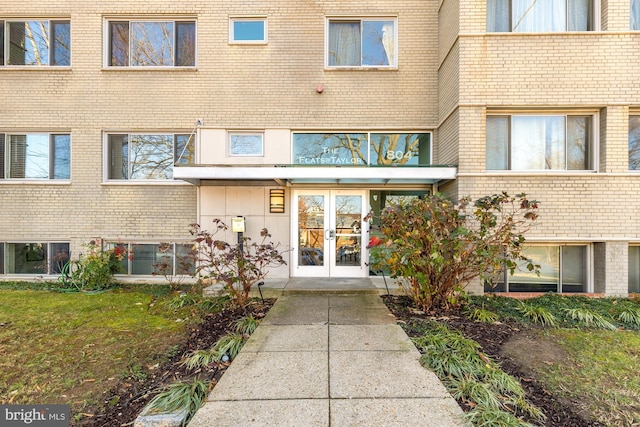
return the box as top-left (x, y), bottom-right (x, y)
top-left (325, 229), bottom-right (335, 240)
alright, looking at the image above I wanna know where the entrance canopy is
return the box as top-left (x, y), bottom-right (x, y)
top-left (173, 164), bottom-right (457, 186)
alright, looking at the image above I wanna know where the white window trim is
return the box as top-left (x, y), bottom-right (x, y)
top-left (229, 17), bottom-right (268, 44)
top-left (102, 17), bottom-right (198, 69)
top-left (324, 16), bottom-right (398, 70)
top-left (486, 110), bottom-right (599, 173)
top-left (228, 132), bottom-right (265, 157)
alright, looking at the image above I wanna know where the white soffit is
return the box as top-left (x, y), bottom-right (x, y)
top-left (173, 165), bottom-right (457, 185)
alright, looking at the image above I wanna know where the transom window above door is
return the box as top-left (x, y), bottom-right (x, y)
top-left (487, 0), bottom-right (596, 32)
top-left (326, 18), bottom-right (396, 68)
top-left (292, 133), bottom-right (430, 166)
top-left (107, 19), bottom-right (196, 67)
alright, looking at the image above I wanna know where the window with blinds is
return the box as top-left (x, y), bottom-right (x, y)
top-left (0, 133), bottom-right (70, 179)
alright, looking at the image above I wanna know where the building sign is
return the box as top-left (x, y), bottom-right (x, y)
top-left (292, 133), bottom-right (430, 166)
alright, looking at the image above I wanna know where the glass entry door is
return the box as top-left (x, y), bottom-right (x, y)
top-left (293, 190), bottom-right (367, 277)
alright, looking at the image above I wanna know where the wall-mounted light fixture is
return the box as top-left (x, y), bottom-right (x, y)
top-left (270, 189), bottom-right (285, 213)
top-left (231, 216), bottom-right (245, 233)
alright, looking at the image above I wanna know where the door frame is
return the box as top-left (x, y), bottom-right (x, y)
top-left (291, 189), bottom-right (368, 278)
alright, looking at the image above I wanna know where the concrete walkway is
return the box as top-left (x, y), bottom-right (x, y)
top-left (189, 282), bottom-right (466, 426)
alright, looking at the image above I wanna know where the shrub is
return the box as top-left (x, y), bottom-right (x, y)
top-left (467, 304), bottom-right (500, 323)
top-left (144, 380), bottom-right (210, 425)
top-left (465, 406), bottom-right (536, 427)
top-left (563, 308), bottom-right (617, 330)
top-left (183, 315), bottom-right (258, 370)
top-left (414, 321), bottom-right (544, 425)
top-left (367, 192), bottom-right (539, 311)
top-left (618, 308), bottom-right (640, 326)
top-left (59, 241), bottom-right (125, 292)
top-left (517, 302), bottom-right (558, 328)
top-left (191, 219), bottom-right (287, 310)
top-left (235, 315), bottom-right (259, 336)
top-left (152, 243), bottom-right (198, 291)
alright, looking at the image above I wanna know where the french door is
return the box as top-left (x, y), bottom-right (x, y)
top-left (292, 190), bottom-right (367, 277)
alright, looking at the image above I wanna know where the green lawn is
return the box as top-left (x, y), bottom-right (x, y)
top-left (0, 288), bottom-right (191, 417)
top-left (470, 294), bottom-right (640, 426)
top-left (533, 328), bottom-right (640, 426)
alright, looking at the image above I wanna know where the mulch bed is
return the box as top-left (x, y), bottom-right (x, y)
top-left (83, 294), bottom-right (603, 426)
top-left (382, 295), bottom-right (605, 427)
top-left (82, 299), bottom-right (274, 427)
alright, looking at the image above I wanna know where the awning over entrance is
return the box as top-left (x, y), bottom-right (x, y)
top-left (173, 164), bottom-right (457, 185)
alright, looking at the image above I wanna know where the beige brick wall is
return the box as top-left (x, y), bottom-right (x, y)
top-left (437, 108), bottom-right (459, 166)
top-left (438, 42), bottom-right (460, 125)
top-left (459, 0), bottom-right (486, 33)
top-left (594, 242), bottom-right (628, 296)
top-left (458, 175), bottom-right (640, 240)
top-left (460, 33), bottom-right (640, 106)
top-left (601, 106), bottom-right (631, 173)
top-left (0, 1), bottom-right (439, 260)
top-left (438, 0), bottom-right (459, 65)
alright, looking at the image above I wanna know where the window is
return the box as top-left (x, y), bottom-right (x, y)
top-left (486, 115), bottom-right (593, 171)
top-left (632, 0), bottom-right (640, 30)
top-left (0, 133), bottom-right (70, 179)
top-left (485, 245), bottom-right (589, 293)
top-left (107, 133), bottom-right (193, 180)
top-left (327, 18), bottom-right (396, 68)
top-left (292, 133), bottom-right (430, 166)
top-left (1, 19), bottom-right (70, 66)
top-left (107, 242), bottom-right (196, 276)
top-left (108, 19), bottom-right (195, 67)
top-left (630, 246), bottom-right (640, 293)
top-left (487, 0), bottom-right (594, 32)
top-left (1, 242), bottom-right (69, 275)
top-left (229, 133), bottom-right (264, 156)
top-left (230, 18), bottom-right (266, 43)
top-left (629, 116), bottom-right (640, 170)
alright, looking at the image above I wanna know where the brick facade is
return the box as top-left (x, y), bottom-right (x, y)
top-left (1, 1), bottom-right (638, 294)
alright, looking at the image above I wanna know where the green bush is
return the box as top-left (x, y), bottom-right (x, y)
top-left (59, 242), bottom-right (125, 292)
top-left (368, 192), bottom-right (539, 311)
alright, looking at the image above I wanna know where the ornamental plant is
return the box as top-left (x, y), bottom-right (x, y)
top-left (367, 192), bottom-right (539, 311)
top-left (60, 241), bottom-right (127, 291)
top-left (190, 219), bottom-right (287, 310)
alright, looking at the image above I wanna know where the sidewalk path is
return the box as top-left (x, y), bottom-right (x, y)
top-left (188, 292), bottom-right (466, 426)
